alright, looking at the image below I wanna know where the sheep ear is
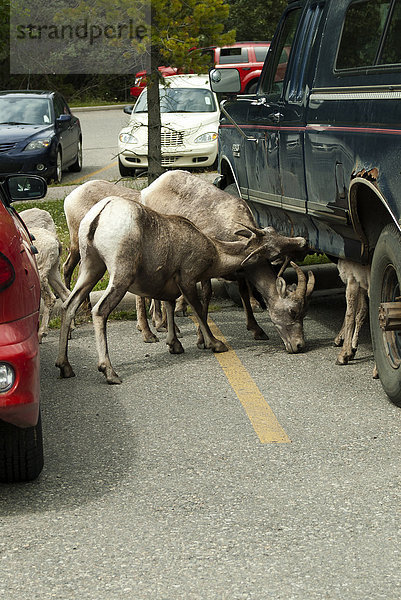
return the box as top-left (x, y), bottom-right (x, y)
top-left (276, 276), bottom-right (287, 298)
top-left (234, 227), bottom-right (252, 239)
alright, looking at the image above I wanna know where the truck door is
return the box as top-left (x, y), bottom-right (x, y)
top-left (245, 6), bottom-right (303, 210)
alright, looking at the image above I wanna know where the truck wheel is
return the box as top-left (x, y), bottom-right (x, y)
top-left (370, 223), bottom-right (401, 406)
top-left (247, 80), bottom-right (259, 94)
top-left (0, 411), bottom-right (44, 483)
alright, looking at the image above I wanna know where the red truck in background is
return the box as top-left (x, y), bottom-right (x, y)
top-left (130, 42), bottom-right (270, 98)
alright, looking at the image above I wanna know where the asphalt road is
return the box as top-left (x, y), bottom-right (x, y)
top-left (1, 292), bottom-right (400, 599)
top-left (60, 106), bottom-right (130, 185)
top-left (3, 107), bottom-right (399, 599)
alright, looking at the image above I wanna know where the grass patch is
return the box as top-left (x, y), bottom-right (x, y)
top-left (301, 253), bottom-right (330, 266)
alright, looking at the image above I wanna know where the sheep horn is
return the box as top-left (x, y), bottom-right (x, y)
top-left (306, 270), bottom-right (315, 298)
top-left (277, 257), bottom-right (290, 278)
top-left (235, 222), bottom-right (266, 237)
top-left (290, 261), bottom-right (307, 299)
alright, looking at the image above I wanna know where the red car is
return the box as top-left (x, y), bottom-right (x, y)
top-left (130, 42), bottom-right (270, 98)
top-left (0, 174), bottom-right (47, 482)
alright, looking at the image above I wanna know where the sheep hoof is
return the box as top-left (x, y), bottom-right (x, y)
top-left (212, 341), bottom-right (228, 353)
top-left (58, 363), bottom-right (76, 378)
top-left (107, 374), bottom-right (122, 385)
top-left (168, 341), bottom-right (184, 354)
top-left (335, 357), bottom-right (348, 366)
top-left (252, 329), bottom-right (269, 341)
top-left (143, 333), bottom-right (159, 343)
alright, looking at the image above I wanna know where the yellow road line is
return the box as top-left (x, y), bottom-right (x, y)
top-left (69, 160), bottom-right (117, 184)
top-left (193, 316), bottom-right (291, 444)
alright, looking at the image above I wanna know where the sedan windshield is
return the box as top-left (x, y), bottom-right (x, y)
top-left (134, 87), bottom-right (216, 113)
top-left (0, 98), bottom-right (52, 125)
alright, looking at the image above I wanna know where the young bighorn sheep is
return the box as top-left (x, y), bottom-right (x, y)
top-left (63, 180), bottom-right (140, 288)
top-left (141, 170), bottom-right (315, 353)
top-left (334, 258), bottom-right (371, 365)
top-left (56, 196), bottom-right (294, 384)
top-left (19, 208), bottom-right (70, 342)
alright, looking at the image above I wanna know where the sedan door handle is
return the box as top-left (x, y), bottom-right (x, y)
top-left (268, 112), bottom-right (283, 123)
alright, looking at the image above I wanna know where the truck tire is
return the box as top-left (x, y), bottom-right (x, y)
top-left (370, 223), bottom-right (401, 406)
top-left (0, 411), bottom-right (44, 483)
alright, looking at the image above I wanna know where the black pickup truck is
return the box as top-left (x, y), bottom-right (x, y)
top-left (210, 0), bottom-right (401, 404)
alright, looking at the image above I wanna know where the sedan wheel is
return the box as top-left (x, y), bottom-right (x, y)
top-left (54, 149), bottom-right (62, 184)
top-left (69, 139), bottom-right (83, 172)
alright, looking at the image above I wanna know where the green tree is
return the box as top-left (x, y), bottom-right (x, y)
top-left (226, 0), bottom-right (286, 41)
top-left (145, 0), bottom-right (234, 181)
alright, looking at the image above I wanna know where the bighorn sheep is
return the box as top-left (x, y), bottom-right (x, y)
top-left (141, 170), bottom-right (315, 353)
top-left (63, 180), bottom-right (140, 288)
top-left (55, 196), bottom-right (294, 384)
top-left (19, 208), bottom-right (70, 342)
top-left (334, 258), bottom-right (371, 365)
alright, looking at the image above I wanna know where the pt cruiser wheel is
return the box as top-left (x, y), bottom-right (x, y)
top-left (370, 223), bottom-right (401, 406)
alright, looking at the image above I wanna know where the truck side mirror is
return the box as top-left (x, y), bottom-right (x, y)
top-left (209, 68), bottom-right (241, 94)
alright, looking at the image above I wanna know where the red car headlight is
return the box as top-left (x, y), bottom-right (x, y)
top-left (0, 363), bottom-right (15, 393)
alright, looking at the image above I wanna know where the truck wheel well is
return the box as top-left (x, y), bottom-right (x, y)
top-left (220, 158), bottom-right (235, 187)
top-left (350, 181), bottom-right (395, 259)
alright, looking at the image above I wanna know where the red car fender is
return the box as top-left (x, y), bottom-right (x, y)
top-left (0, 312), bottom-right (40, 428)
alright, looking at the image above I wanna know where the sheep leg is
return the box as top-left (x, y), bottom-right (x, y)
top-left (136, 296), bottom-right (159, 343)
top-left (334, 319), bottom-right (345, 347)
top-left (151, 299), bottom-right (167, 331)
top-left (180, 283), bottom-right (228, 353)
top-left (195, 280), bottom-right (212, 349)
top-left (38, 278), bottom-right (56, 343)
top-left (49, 267), bottom-right (70, 303)
top-left (56, 260), bottom-right (106, 379)
top-left (336, 280), bottom-right (358, 365)
top-left (164, 300), bottom-right (184, 354)
top-left (92, 279), bottom-right (131, 384)
top-left (48, 266), bottom-right (76, 336)
top-left (238, 278), bottom-right (269, 340)
top-left (175, 294), bottom-right (188, 317)
top-left (63, 248), bottom-right (80, 290)
top-left (351, 288), bottom-right (368, 353)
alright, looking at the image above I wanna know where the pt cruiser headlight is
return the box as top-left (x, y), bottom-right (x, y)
top-left (119, 132), bottom-right (138, 144)
top-left (194, 132), bottom-right (218, 143)
top-left (24, 139), bottom-right (51, 151)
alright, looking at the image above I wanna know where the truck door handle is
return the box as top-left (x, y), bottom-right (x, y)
top-left (268, 112), bottom-right (283, 123)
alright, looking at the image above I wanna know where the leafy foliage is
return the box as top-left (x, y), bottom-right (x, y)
top-left (226, 0), bottom-right (287, 41)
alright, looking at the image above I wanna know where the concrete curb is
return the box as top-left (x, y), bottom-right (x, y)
top-left (72, 104), bottom-right (127, 112)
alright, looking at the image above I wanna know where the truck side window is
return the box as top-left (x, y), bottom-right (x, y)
top-left (379, 0), bottom-right (401, 64)
top-left (336, 0), bottom-right (391, 70)
top-left (259, 9), bottom-right (302, 98)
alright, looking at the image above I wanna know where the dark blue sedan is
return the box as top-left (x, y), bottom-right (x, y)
top-left (0, 90), bottom-right (82, 184)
